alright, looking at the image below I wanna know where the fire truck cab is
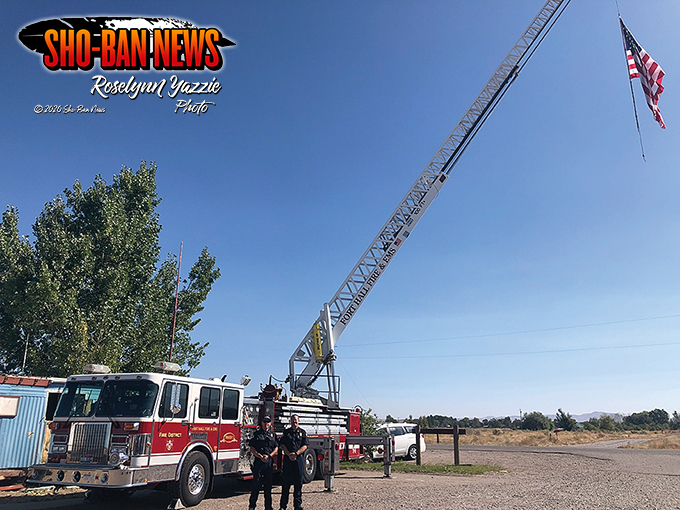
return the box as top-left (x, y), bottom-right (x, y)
top-left (29, 363), bottom-right (246, 506)
top-left (28, 363), bottom-right (362, 507)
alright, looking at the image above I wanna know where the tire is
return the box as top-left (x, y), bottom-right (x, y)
top-left (171, 451), bottom-right (211, 507)
top-left (314, 452), bottom-right (324, 480)
top-left (407, 444), bottom-right (417, 461)
top-left (302, 449), bottom-right (317, 484)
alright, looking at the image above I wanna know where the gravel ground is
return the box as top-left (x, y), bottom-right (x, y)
top-left (3, 443), bottom-right (680, 510)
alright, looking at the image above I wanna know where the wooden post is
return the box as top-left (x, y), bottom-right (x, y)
top-left (415, 424), bottom-right (421, 465)
top-left (453, 425), bottom-right (460, 466)
top-left (436, 433), bottom-right (440, 444)
top-left (420, 427), bottom-right (465, 466)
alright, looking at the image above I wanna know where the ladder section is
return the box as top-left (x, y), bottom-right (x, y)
top-left (289, 0), bottom-right (570, 406)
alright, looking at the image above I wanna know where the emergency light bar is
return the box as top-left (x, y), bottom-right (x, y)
top-left (153, 361), bottom-right (181, 374)
top-left (82, 364), bottom-right (111, 374)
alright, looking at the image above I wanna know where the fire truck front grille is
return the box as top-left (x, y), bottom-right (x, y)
top-left (68, 422), bottom-right (111, 464)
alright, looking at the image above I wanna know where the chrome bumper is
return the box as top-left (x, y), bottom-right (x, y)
top-left (27, 464), bottom-right (150, 488)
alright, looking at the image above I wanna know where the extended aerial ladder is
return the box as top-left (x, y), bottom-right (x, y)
top-left (288, 0), bottom-right (571, 407)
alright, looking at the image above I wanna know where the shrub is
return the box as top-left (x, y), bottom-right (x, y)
top-left (554, 409), bottom-right (577, 431)
top-left (598, 414), bottom-right (617, 432)
top-left (670, 411), bottom-right (680, 430)
top-left (521, 411), bottom-right (554, 431)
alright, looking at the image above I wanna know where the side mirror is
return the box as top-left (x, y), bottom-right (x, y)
top-left (170, 385), bottom-right (182, 415)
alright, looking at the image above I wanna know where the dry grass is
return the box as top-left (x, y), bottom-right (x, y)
top-left (621, 434), bottom-right (680, 449)
top-left (424, 429), bottom-right (680, 448)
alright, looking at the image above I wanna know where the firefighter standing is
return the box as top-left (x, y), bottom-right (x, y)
top-left (248, 415), bottom-right (279, 510)
top-left (278, 414), bottom-right (308, 510)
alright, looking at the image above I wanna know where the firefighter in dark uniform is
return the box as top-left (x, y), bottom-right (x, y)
top-left (248, 415), bottom-right (279, 510)
top-left (278, 414), bottom-right (308, 510)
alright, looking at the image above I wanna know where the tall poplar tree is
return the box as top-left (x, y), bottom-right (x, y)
top-left (0, 162), bottom-right (220, 377)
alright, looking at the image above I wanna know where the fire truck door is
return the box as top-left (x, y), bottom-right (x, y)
top-left (154, 381), bottom-right (191, 463)
top-left (195, 387), bottom-right (222, 459)
top-left (217, 388), bottom-right (241, 472)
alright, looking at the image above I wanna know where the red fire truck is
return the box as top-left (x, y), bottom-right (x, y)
top-left (29, 362), bottom-right (362, 507)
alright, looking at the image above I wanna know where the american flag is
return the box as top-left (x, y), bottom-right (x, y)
top-left (620, 18), bottom-right (665, 129)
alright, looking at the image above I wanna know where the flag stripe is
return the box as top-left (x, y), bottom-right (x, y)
top-left (626, 50), bottom-right (639, 78)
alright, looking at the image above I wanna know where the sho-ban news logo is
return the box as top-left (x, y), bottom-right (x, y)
top-left (18, 17), bottom-right (235, 71)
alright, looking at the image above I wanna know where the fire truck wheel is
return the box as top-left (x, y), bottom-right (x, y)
top-left (302, 449), bottom-right (317, 484)
top-left (173, 451), bottom-right (210, 507)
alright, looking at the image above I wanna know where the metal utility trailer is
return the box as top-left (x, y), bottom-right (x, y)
top-left (0, 376), bottom-right (64, 473)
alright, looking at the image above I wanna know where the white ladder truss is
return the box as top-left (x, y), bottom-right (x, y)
top-left (289, 0), bottom-right (570, 407)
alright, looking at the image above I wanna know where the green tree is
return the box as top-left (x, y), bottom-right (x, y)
top-left (583, 419), bottom-right (598, 431)
top-left (554, 408), bottom-right (577, 431)
top-left (417, 416), bottom-right (429, 428)
top-left (623, 410), bottom-right (668, 430)
top-left (385, 414), bottom-right (397, 423)
top-left (487, 417), bottom-right (509, 429)
top-left (0, 162), bottom-right (220, 377)
top-left (360, 407), bottom-right (380, 436)
top-left (670, 411), bottom-right (680, 430)
top-left (0, 207), bottom-right (36, 372)
top-left (649, 408), bottom-right (669, 428)
top-left (583, 414), bottom-right (617, 432)
top-left (425, 415), bottom-right (454, 428)
top-left (359, 407), bottom-right (380, 459)
top-left (521, 411), bottom-right (554, 431)
top-left (597, 414), bottom-right (617, 432)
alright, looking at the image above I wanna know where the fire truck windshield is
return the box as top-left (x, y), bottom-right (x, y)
top-left (97, 380), bottom-right (159, 417)
top-left (55, 380), bottom-right (159, 418)
top-left (55, 381), bottom-right (104, 417)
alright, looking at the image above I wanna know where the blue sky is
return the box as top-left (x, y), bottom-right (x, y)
top-left (2, 1), bottom-right (679, 420)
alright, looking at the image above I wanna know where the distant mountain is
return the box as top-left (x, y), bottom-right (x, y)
top-left (481, 411), bottom-right (624, 423)
top-left (570, 411), bottom-right (623, 423)
top-left (480, 415), bottom-right (521, 421)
